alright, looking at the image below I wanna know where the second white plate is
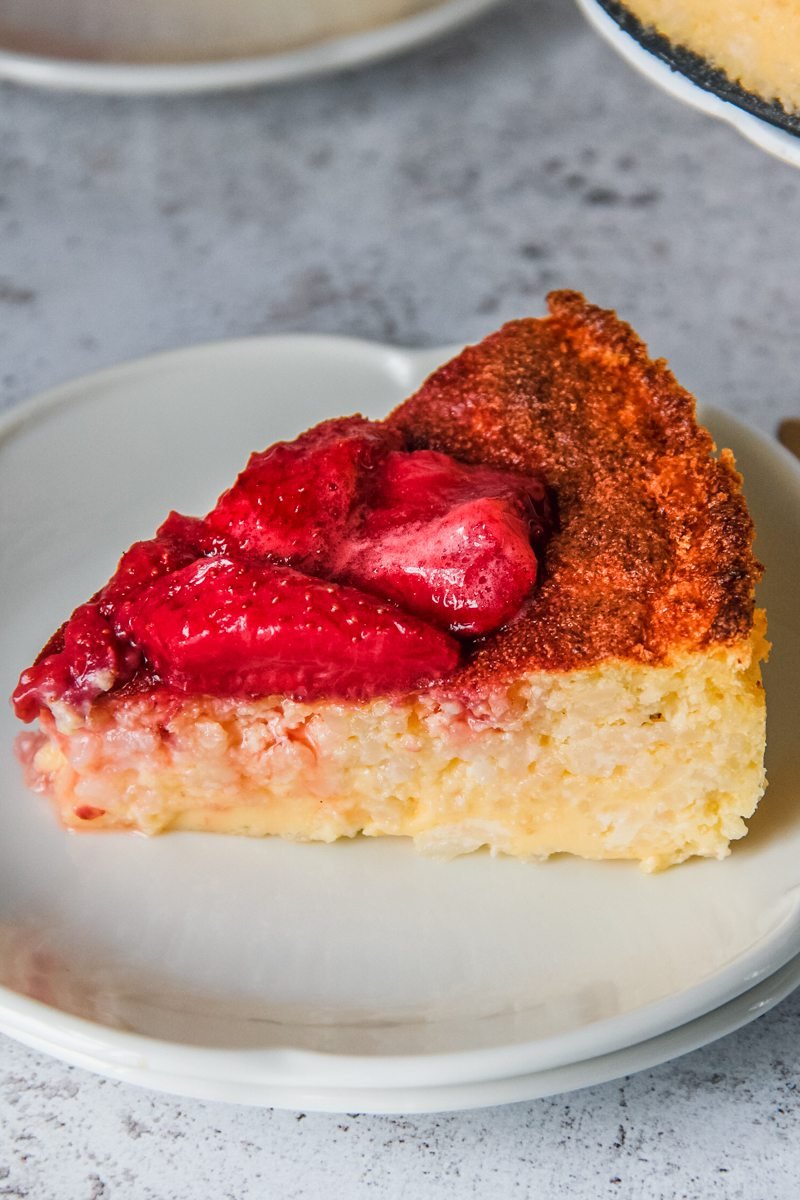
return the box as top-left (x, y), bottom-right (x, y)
top-left (10, 942), bottom-right (796, 1113)
top-left (0, 335), bottom-right (798, 1108)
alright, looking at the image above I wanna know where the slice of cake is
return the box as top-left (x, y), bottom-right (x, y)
top-left (12, 291), bottom-right (767, 870)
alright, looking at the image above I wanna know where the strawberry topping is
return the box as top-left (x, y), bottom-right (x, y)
top-left (12, 602), bottom-right (140, 723)
top-left (333, 450), bottom-right (551, 635)
top-left (13, 529), bottom-right (199, 721)
top-left (99, 530), bottom-right (199, 614)
top-left (205, 417), bottom-right (401, 573)
top-left (120, 557), bottom-right (460, 701)
top-left (12, 414), bottom-right (552, 721)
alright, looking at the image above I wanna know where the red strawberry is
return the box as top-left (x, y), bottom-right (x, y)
top-left (361, 450), bottom-right (549, 536)
top-left (12, 602), bottom-right (140, 722)
top-left (99, 530), bottom-right (199, 615)
top-left (13, 528), bottom-right (202, 721)
top-left (156, 511), bottom-right (231, 558)
top-left (334, 450), bottom-right (551, 636)
top-left (12, 421), bottom-right (554, 720)
top-left (205, 417), bottom-right (402, 571)
top-left (121, 557), bottom-right (460, 701)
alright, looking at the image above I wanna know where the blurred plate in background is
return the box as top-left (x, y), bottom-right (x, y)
top-left (0, 0), bottom-right (501, 94)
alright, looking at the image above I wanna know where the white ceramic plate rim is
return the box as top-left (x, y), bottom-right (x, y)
top-left (575, 0), bottom-right (800, 169)
top-left (0, 0), bottom-right (500, 95)
top-left (6, 944), bottom-right (800, 1113)
top-left (1, 335), bottom-right (799, 1102)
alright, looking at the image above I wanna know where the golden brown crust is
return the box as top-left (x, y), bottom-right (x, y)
top-left (389, 290), bottom-right (761, 684)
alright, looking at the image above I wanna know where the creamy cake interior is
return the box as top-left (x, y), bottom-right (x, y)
top-left (23, 617), bottom-right (766, 872)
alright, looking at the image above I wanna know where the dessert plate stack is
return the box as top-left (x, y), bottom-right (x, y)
top-left (1, 337), bottom-right (799, 1113)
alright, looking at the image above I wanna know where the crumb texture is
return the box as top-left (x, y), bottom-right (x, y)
top-left (25, 618), bottom-right (767, 870)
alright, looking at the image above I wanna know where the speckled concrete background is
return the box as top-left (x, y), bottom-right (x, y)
top-left (1, 0), bottom-right (799, 1195)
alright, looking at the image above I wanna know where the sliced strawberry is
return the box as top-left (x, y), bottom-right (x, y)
top-left (156, 511), bottom-right (231, 558)
top-left (12, 602), bottom-right (140, 722)
top-left (337, 498), bottom-right (539, 637)
top-left (121, 557), bottom-right (461, 701)
top-left (363, 450), bottom-right (551, 537)
top-left (12, 423), bottom-right (553, 720)
top-left (334, 450), bottom-right (552, 636)
top-left (13, 529), bottom-right (202, 721)
top-left (204, 416), bottom-right (402, 571)
top-left (99, 530), bottom-right (199, 615)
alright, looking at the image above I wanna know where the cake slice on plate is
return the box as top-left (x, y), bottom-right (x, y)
top-left (12, 291), bottom-right (767, 870)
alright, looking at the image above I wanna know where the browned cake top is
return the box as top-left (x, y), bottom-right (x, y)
top-left (389, 290), bottom-right (760, 683)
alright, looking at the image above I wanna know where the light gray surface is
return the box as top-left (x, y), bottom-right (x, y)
top-left (1, 0), bottom-right (799, 1195)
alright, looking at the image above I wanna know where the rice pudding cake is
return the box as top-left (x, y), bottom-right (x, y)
top-left (12, 291), bottom-right (767, 871)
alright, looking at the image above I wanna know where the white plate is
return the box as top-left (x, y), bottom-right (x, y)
top-left (575, 0), bottom-right (800, 169)
top-left (0, 336), bottom-right (799, 1110)
top-left (0, 0), bottom-right (499, 95)
top-left (9, 943), bottom-right (798, 1113)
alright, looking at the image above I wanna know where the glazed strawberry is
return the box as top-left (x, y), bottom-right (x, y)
top-left (12, 419), bottom-right (552, 721)
top-left (121, 557), bottom-right (461, 701)
top-left (99, 530), bottom-right (199, 615)
top-left (156, 511), bottom-right (231, 559)
top-left (205, 417), bottom-right (402, 572)
top-left (12, 603), bottom-right (140, 722)
top-left (13, 530), bottom-right (202, 721)
top-left (360, 450), bottom-right (550, 537)
top-left (334, 451), bottom-right (551, 636)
